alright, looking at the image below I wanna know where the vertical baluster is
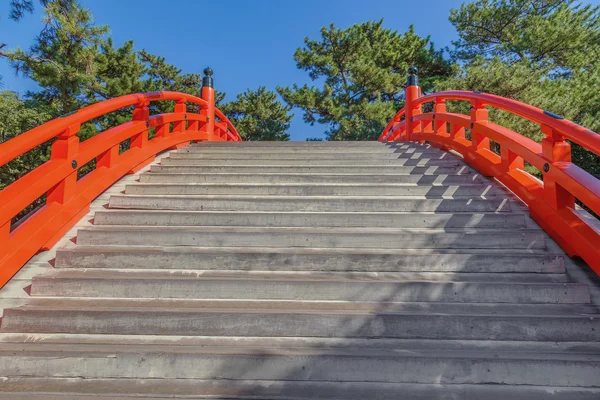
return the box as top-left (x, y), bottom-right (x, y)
top-left (155, 123), bottom-right (169, 139)
top-left (500, 147), bottom-right (524, 172)
top-left (404, 66), bottom-right (421, 141)
top-left (541, 124), bottom-right (574, 210)
top-left (96, 145), bottom-right (119, 169)
top-left (201, 67), bottom-right (216, 137)
top-left (172, 101), bottom-right (186, 133)
top-left (470, 100), bottom-right (489, 151)
top-left (47, 124), bottom-right (80, 204)
top-left (434, 98), bottom-right (447, 135)
top-left (131, 101), bottom-right (150, 149)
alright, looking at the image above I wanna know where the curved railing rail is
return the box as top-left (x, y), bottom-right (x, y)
top-left (380, 67), bottom-right (600, 275)
top-left (0, 68), bottom-right (241, 288)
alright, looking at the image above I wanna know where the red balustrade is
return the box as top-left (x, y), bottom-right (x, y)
top-left (380, 67), bottom-right (600, 275)
top-left (0, 68), bottom-right (241, 288)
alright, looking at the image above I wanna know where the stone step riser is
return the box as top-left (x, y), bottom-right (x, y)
top-left (54, 248), bottom-right (565, 273)
top-left (1, 378), bottom-right (598, 400)
top-left (76, 228), bottom-right (546, 249)
top-left (169, 152), bottom-right (447, 160)
top-left (93, 211), bottom-right (526, 229)
top-left (150, 165), bottom-right (471, 175)
top-left (3, 309), bottom-right (598, 341)
top-left (108, 196), bottom-right (512, 213)
top-left (0, 351), bottom-right (598, 387)
top-left (124, 184), bottom-right (505, 197)
top-left (190, 142), bottom-right (392, 147)
top-left (139, 173), bottom-right (484, 185)
top-left (179, 148), bottom-right (426, 154)
top-left (161, 158), bottom-right (461, 167)
top-left (30, 278), bottom-right (590, 304)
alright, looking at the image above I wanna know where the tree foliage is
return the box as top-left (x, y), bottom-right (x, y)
top-left (442, 0), bottom-right (600, 178)
top-left (219, 87), bottom-right (293, 141)
top-left (277, 20), bottom-right (454, 140)
top-left (0, 91), bottom-right (52, 190)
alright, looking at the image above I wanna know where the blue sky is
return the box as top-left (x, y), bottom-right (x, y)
top-left (0, 0), bottom-right (594, 140)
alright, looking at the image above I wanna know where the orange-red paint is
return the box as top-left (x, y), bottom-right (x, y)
top-left (380, 85), bottom-right (600, 276)
top-left (0, 91), bottom-right (241, 288)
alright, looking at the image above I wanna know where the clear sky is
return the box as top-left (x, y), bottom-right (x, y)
top-left (1, 0), bottom-right (592, 140)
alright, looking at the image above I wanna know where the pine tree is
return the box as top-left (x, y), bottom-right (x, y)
top-left (443, 0), bottom-right (600, 178)
top-left (277, 20), bottom-right (454, 140)
top-left (219, 87), bottom-right (293, 141)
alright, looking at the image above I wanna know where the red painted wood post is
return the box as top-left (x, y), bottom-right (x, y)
top-left (434, 97), bottom-right (447, 134)
top-left (404, 66), bottom-right (421, 141)
top-left (172, 101), bottom-right (186, 133)
top-left (201, 67), bottom-right (215, 137)
top-left (131, 101), bottom-right (150, 149)
top-left (46, 123), bottom-right (81, 204)
top-left (470, 100), bottom-right (490, 151)
top-left (541, 124), bottom-right (575, 210)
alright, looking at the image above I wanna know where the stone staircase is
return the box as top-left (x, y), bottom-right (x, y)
top-left (0, 141), bottom-right (599, 399)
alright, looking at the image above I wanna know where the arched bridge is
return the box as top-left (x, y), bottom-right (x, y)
top-left (0, 67), bottom-right (599, 398)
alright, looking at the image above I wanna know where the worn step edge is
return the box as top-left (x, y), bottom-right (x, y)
top-left (30, 281), bottom-right (588, 304)
top-left (1, 378), bottom-right (599, 400)
top-left (93, 210), bottom-right (526, 229)
top-left (54, 245), bottom-right (566, 273)
top-left (3, 333), bottom-right (600, 354)
top-left (3, 297), bottom-right (599, 316)
top-left (31, 269), bottom-right (569, 283)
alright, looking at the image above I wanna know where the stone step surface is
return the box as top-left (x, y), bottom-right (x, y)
top-left (1, 378), bottom-right (599, 400)
top-left (3, 302), bottom-right (599, 340)
top-left (29, 271), bottom-right (587, 303)
top-left (75, 226), bottom-right (546, 249)
top-left (161, 156), bottom-right (462, 166)
top-left (150, 164), bottom-right (472, 174)
top-left (0, 342), bottom-right (599, 387)
top-left (94, 210), bottom-right (526, 228)
top-left (54, 246), bottom-right (566, 272)
top-left (108, 194), bottom-right (513, 212)
top-left (2, 140), bottom-right (598, 398)
top-left (139, 172), bottom-right (485, 184)
top-left (124, 183), bottom-right (506, 196)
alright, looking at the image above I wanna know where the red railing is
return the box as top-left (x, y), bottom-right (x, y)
top-left (380, 67), bottom-right (600, 276)
top-left (0, 69), bottom-right (241, 288)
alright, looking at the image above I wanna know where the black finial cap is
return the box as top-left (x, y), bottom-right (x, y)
top-left (407, 65), bottom-right (419, 86)
top-left (202, 67), bottom-right (214, 88)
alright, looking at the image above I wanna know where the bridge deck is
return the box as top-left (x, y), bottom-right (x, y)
top-left (0, 141), bottom-right (599, 398)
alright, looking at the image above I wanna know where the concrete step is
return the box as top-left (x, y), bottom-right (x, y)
top-left (75, 226), bottom-right (546, 249)
top-left (30, 270), bottom-right (587, 303)
top-left (0, 342), bottom-right (599, 387)
top-left (180, 146), bottom-right (398, 154)
top-left (2, 302), bottom-right (599, 340)
top-left (107, 194), bottom-right (512, 212)
top-left (190, 140), bottom-right (389, 147)
top-left (124, 183), bottom-right (505, 197)
top-left (161, 157), bottom-right (462, 167)
top-left (168, 151), bottom-right (453, 160)
top-left (1, 377), bottom-right (599, 400)
top-left (139, 172), bottom-right (485, 184)
top-left (4, 333), bottom-right (600, 354)
top-left (54, 246), bottom-right (566, 273)
top-left (150, 165), bottom-right (471, 175)
top-left (29, 269), bottom-right (572, 284)
top-left (93, 210), bottom-right (526, 228)
top-left (4, 297), bottom-right (597, 316)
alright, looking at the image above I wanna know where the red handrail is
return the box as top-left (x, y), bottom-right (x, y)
top-left (0, 84), bottom-right (241, 288)
top-left (380, 69), bottom-right (600, 275)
